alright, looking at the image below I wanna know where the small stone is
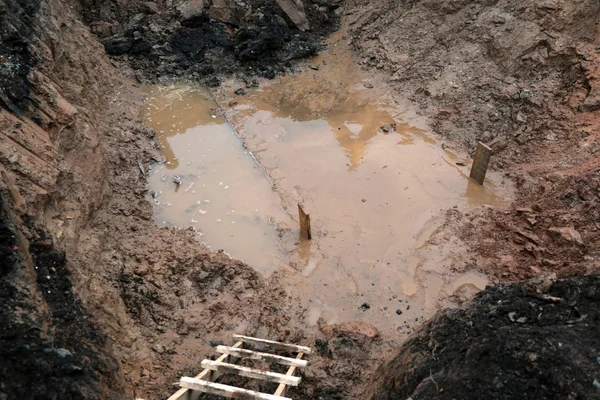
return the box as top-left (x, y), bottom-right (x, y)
top-left (381, 125), bottom-right (390, 133)
top-left (406, 305), bottom-right (410, 310)
top-left (362, 199), bottom-right (366, 203)
top-left (456, 161), bottom-right (466, 166)
top-left (152, 344), bottom-right (165, 354)
top-left (133, 30), bottom-right (142, 41)
top-left (548, 227), bottom-right (584, 246)
top-left (209, 340), bottom-right (224, 347)
top-left (360, 303), bottom-right (370, 310)
top-left (309, 65), bottom-right (320, 71)
top-left (285, 329), bottom-right (290, 336)
top-left (508, 312), bottom-right (517, 322)
top-left (173, 175), bottom-right (182, 185)
top-left (396, 309), bottom-right (403, 315)
top-left (142, 2), bottom-right (159, 14)
top-left (516, 317), bottom-right (527, 323)
top-left (234, 88), bottom-right (246, 96)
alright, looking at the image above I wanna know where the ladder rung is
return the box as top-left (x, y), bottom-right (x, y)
top-left (200, 360), bottom-right (301, 386)
top-left (179, 377), bottom-right (291, 400)
top-left (216, 346), bottom-right (308, 368)
top-left (233, 334), bottom-right (312, 354)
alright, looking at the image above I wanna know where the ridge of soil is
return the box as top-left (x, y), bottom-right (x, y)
top-left (366, 274), bottom-right (600, 399)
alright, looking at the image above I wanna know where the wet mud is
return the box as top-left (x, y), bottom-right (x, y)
top-left (144, 31), bottom-right (513, 335)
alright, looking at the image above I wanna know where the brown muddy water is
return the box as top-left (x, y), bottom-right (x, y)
top-left (143, 32), bottom-right (512, 334)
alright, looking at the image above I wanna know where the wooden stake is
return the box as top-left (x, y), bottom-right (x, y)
top-left (298, 204), bottom-right (311, 240)
top-left (469, 142), bottom-right (492, 185)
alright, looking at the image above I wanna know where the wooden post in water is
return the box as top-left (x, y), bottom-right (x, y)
top-left (469, 142), bottom-right (492, 185)
top-left (298, 204), bottom-right (311, 240)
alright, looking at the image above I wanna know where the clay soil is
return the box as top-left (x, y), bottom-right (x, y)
top-left (1, 0), bottom-right (600, 399)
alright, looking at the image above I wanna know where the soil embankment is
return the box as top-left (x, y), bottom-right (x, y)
top-left (367, 274), bottom-right (600, 399)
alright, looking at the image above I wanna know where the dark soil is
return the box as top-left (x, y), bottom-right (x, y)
top-left (0, 0), bottom-right (40, 113)
top-left (0, 195), bottom-right (127, 399)
top-left (82, 0), bottom-right (340, 85)
top-left (366, 274), bottom-right (600, 399)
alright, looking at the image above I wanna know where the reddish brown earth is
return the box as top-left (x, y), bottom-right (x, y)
top-left (1, 0), bottom-right (600, 399)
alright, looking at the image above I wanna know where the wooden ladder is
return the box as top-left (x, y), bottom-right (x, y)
top-left (168, 334), bottom-right (311, 400)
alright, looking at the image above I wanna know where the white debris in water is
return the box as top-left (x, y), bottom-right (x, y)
top-left (219, 182), bottom-right (223, 186)
top-left (184, 183), bottom-right (194, 192)
top-left (216, 219), bottom-right (222, 222)
top-left (199, 210), bottom-right (207, 214)
top-left (232, 221), bottom-right (235, 224)
top-left (224, 185), bottom-right (229, 189)
top-left (189, 219), bottom-right (197, 223)
top-left (204, 200), bottom-right (211, 203)
top-left (232, 210), bottom-right (235, 213)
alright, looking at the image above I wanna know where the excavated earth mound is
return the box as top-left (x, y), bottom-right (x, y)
top-left (367, 274), bottom-right (600, 400)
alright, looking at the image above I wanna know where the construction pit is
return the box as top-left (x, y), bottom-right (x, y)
top-left (1, 0), bottom-right (600, 399)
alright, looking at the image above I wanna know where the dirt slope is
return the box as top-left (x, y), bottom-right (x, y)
top-left (366, 274), bottom-right (600, 399)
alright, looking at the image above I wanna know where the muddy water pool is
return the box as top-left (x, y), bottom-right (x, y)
top-left (144, 33), bottom-right (512, 334)
top-left (143, 86), bottom-right (290, 274)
